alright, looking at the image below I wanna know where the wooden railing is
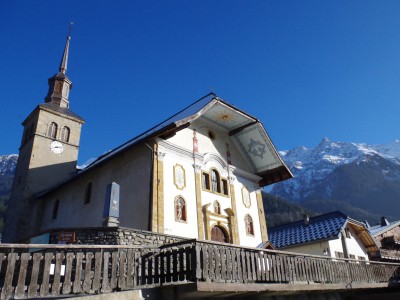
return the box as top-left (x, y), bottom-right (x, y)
top-left (0, 241), bottom-right (399, 299)
top-left (193, 241), bottom-right (400, 284)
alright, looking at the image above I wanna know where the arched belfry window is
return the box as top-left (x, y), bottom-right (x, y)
top-left (211, 169), bottom-right (221, 193)
top-left (213, 200), bottom-right (221, 214)
top-left (84, 182), bottom-right (92, 205)
top-left (175, 196), bottom-right (186, 222)
top-left (47, 122), bottom-right (58, 139)
top-left (245, 214), bottom-right (254, 236)
top-left (61, 126), bottom-right (70, 142)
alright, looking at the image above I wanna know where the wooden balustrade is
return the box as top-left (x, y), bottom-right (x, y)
top-left (0, 241), bottom-right (398, 299)
top-left (193, 241), bottom-right (400, 285)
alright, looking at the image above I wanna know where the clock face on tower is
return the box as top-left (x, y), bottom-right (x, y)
top-left (50, 141), bottom-right (64, 154)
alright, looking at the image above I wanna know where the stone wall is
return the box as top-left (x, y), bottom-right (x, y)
top-left (49, 226), bottom-right (188, 246)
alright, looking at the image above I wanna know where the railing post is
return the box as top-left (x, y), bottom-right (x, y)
top-left (192, 242), bottom-right (200, 281)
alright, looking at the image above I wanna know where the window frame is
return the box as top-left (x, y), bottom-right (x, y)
top-left (52, 199), bottom-right (59, 220)
top-left (175, 196), bottom-right (187, 223)
top-left (47, 122), bottom-right (58, 139)
top-left (61, 126), bottom-right (70, 143)
top-left (213, 200), bottom-right (221, 214)
top-left (244, 214), bottom-right (255, 236)
top-left (84, 182), bottom-right (92, 205)
top-left (202, 168), bottom-right (229, 197)
top-left (335, 251), bottom-right (344, 259)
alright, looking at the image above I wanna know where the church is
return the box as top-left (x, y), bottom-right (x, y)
top-left (3, 35), bottom-right (293, 248)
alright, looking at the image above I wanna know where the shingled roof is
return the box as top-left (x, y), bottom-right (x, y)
top-left (267, 211), bottom-right (379, 253)
top-left (268, 211), bottom-right (347, 249)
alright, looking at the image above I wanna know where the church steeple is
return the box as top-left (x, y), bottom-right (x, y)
top-left (59, 35), bottom-right (70, 74)
top-left (44, 33), bottom-right (73, 109)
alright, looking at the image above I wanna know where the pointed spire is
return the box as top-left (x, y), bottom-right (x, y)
top-left (44, 23), bottom-right (74, 109)
top-left (59, 35), bottom-right (70, 74)
top-left (59, 22), bottom-right (73, 74)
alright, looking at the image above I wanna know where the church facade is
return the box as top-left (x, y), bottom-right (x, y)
top-left (3, 36), bottom-right (292, 247)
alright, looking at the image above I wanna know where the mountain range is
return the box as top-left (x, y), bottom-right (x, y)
top-left (1, 138), bottom-right (400, 228)
top-left (0, 154), bottom-right (18, 230)
top-left (269, 138), bottom-right (400, 223)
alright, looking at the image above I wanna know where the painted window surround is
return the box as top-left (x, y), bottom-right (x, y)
top-left (156, 138), bottom-right (262, 185)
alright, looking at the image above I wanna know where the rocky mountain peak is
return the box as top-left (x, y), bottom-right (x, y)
top-left (0, 155), bottom-right (18, 176)
top-left (270, 139), bottom-right (400, 222)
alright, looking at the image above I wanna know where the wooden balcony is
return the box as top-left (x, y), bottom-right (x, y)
top-left (0, 240), bottom-right (399, 299)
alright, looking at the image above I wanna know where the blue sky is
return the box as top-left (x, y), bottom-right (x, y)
top-left (1, 1), bottom-right (400, 164)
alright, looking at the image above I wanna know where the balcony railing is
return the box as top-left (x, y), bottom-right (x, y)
top-left (380, 249), bottom-right (400, 260)
top-left (0, 240), bottom-right (398, 299)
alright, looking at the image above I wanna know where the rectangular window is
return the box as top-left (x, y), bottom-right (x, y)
top-left (52, 199), bottom-right (59, 220)
top-left (349, 254), bottom-right (356, 259)
top-left (335, 251), bottom-right (344, 259)
top-left (202, 172), bottom-right (210, 190)
top-left (222, 179), bottom-right (229, 196)
top-left (358, 256), bottom-right (366, 261)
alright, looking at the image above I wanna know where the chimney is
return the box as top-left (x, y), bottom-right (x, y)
top-left (304, 214), bottom-right (310, 226)
top-left (381, 217), bottom-right (390, 227)
top-left (364, 220), bottom-right (370, 228)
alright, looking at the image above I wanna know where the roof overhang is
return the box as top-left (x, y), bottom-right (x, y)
top-left (177, 97), bottom-right (293, 186)
top-left (347, 220), bottom-right (379, 253)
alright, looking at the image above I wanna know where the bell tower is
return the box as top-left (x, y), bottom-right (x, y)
top-left (3, 33), bottom-right (85, 242)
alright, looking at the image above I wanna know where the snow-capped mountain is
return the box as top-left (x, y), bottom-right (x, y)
top-left (0, 155), bottom-right (17, 177)
top-left (270, 139), bottom-right (400, 222)
top-left (0, 154), bottom-right (17, 202)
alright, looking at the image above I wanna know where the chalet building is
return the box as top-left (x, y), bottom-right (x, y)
top-left (368, 217), bottom-right (400, 261)
top-left (264, 211), bottom-right (378, 260)
top-left (2, 34), bottom-right (293, 247)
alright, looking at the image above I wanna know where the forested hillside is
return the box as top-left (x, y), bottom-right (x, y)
top-left (262, 192), bottom-right (318, 227)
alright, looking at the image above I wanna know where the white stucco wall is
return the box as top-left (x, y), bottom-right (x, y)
top-left (283, 241), bottom-right (331, 257)
top-left (162, 147), bottom-right (199, 238)
top-left (327, 238), bottom-right (344, 258)
top-left (161, 119), bottom-right (264, 247)
top-left (343, 225), bottom-right (369, 260)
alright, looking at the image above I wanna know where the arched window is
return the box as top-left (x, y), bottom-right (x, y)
top-left (202, 169), bottom-right (228, 196)
top-left (47, 122), bottom-right (58, 139)
top-left (245, 214), bottom-right (254, 236)
top-left (211, 169), bottom-right (221, 193)
top-left (213, 200), bottom-right (221, 214)
top-left (52, 199), bottom-right (59, 220)
top-left (61, 126), bottom-right (70, 142)
top-left (175, 196), bottom-right (186, 222)
top-left (84, 182), bottom-right (92, 205)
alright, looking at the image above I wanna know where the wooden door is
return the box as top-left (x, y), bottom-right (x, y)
top-left (211, 225), bottom-right (228, 243)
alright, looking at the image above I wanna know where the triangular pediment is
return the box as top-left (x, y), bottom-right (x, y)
top-left (175, 95), bottom-right (293, 186)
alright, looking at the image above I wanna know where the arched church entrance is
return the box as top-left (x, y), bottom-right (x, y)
top-left (211, 225), bottom-right (228, 243)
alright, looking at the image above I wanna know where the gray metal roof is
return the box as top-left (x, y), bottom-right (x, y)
top-left (82, 93), bottom-right (293, 185)
top-left (39, 103), bottom-right (84, 122)
top-left (369, 220), bottom-right (400, 236)
top-left (38, 93), bottom-right (292, 198)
